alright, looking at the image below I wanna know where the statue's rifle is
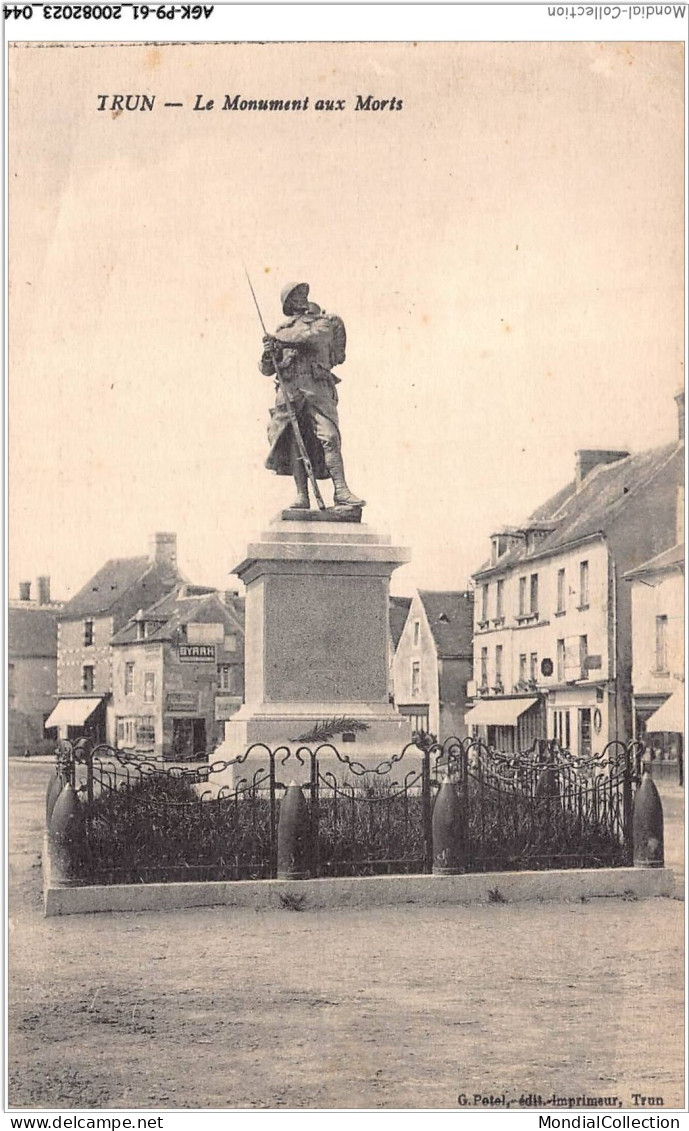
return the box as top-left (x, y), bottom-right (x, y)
top-left (244, 269), bottom-right (326, 511)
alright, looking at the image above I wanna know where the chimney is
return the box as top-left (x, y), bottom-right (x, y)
top-left (149, 532), bottom-right (177, 575)
top-left (674, 388), bottom-right (684, 443)
top-left (575, 449), bottom-right (629, 491)
top-left (134, 608), bottom-right (146, 640)
top-left (18, 581), bottom-right (31, 602)
top-left (37, 576), bottom-right (51, 605)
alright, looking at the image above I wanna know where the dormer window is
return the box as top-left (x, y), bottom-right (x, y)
top-left (491, 536), bottom-right (507, 565)
top-left (491, 529), bottom-right (524, 565)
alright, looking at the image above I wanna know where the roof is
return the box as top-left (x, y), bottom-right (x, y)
top-left (110, 586), bottom-right (244, 645)
top-left (389, 596), bottom-right (412, 650)
top-left (623, 543), bottom-right (684, 581)
top-left (8, 606), bottom-right (59, 658)
top-left (474, 441), bottom-right (681, 579)
top-left (59, 557), bottom-right (181, 619)
top-left (418, 590), bottom-right (474, 658)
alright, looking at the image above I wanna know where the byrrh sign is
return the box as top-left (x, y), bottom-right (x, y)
top-left (178, 643), bottom-right (216, 662)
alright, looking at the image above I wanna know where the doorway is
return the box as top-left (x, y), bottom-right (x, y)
top-left (171, 717), bottom-right (207, 760)
top-left (578, 708), bottom-right (592, 757)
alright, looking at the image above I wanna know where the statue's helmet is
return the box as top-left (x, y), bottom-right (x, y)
top-left (281, 281), bottom-right (310, 315)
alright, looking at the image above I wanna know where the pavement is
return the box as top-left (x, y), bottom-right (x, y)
top-left (8, 758), bottom-right (686, 1111)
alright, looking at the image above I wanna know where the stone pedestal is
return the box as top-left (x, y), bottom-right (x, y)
top-left (216, 515), bottom-right (414, 780)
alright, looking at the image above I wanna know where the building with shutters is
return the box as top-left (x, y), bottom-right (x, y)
top-left (110, 584), bottom-right (245, 760)
top-left (466, 393), bottom-right (684, 753)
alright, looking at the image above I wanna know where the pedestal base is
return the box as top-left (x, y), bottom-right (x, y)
top-left (214, 700), bottom-right (415, 786)
top-left (280, 505), bottom-right (363, 523)
top-left (220, 515), bottom-right (413, 786)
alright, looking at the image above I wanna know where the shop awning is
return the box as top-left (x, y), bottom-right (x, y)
top-left (44, 697), bottom-right (104, 730)
top-left (465, 696), bottom-right (539, 728)
top-left (645, 690), bottom-right (685, 734)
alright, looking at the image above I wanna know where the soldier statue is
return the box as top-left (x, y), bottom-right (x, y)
top-left (259, 282), bottom-right (365, 510)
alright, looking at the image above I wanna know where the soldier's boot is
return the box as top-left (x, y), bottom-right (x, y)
top-left (326, 451), bottom-right (366, 508)
top-left (289, 457), bottom-right (310, 509)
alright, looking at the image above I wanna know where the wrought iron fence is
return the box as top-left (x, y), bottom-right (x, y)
top-left (47, 736), bottom-right (647, 885)
top-left (441, 737), bottom-right (643, 870)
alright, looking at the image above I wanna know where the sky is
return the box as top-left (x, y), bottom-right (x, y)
top-left (8, 40), bottom-right (685, 601)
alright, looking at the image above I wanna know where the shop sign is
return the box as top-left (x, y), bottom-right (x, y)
top-left (178, 643), bottom-right (215, 663)
top-left (166, 691), bottom-right (199, 713)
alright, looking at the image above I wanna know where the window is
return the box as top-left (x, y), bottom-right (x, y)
top-left (530, 653), bottom-right (538, 682)
top-left (518, 576), bottom-right (527, 616)
top-left (136, 717), bottom-right (155, 747)
top-left (579, 560), bottom-right (589, 608)
top-left (119, 717), bottom-right (137, 748)
top-left (124, 662), bottom-right (135, 696)
top-left (411, 661), bottom-right (421, 697)
top-left (519, 654), bottom-right (527, 683)
top-left (579, 635), bottom-right (588, 678)
top-left (82, 665), bottom-right (94, 693)
top-left (479, 585), bottom-right (489, 625)
top-left (556, 639), bottom-right (565, 682)
top-left (84, 619), bottom-right (94, 647)
top-left (530, 573), bottom-right (539, 616)
top-left (495, 645), bottom-right (503, 690)
top-left (218, 664), bottom-right (236, 693)
top-left (480, 647), bottom-right (488, 688)
top-left (496, 579), bottom-right (504, 621)
top-left (413, 620), bottom-right (421, 646)
top-left (143, 672), bottom-right (156, 703)
top-left (655, 615), bottom-right (668, 672)
top-left (556, 569), bottom-right (566, 614)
